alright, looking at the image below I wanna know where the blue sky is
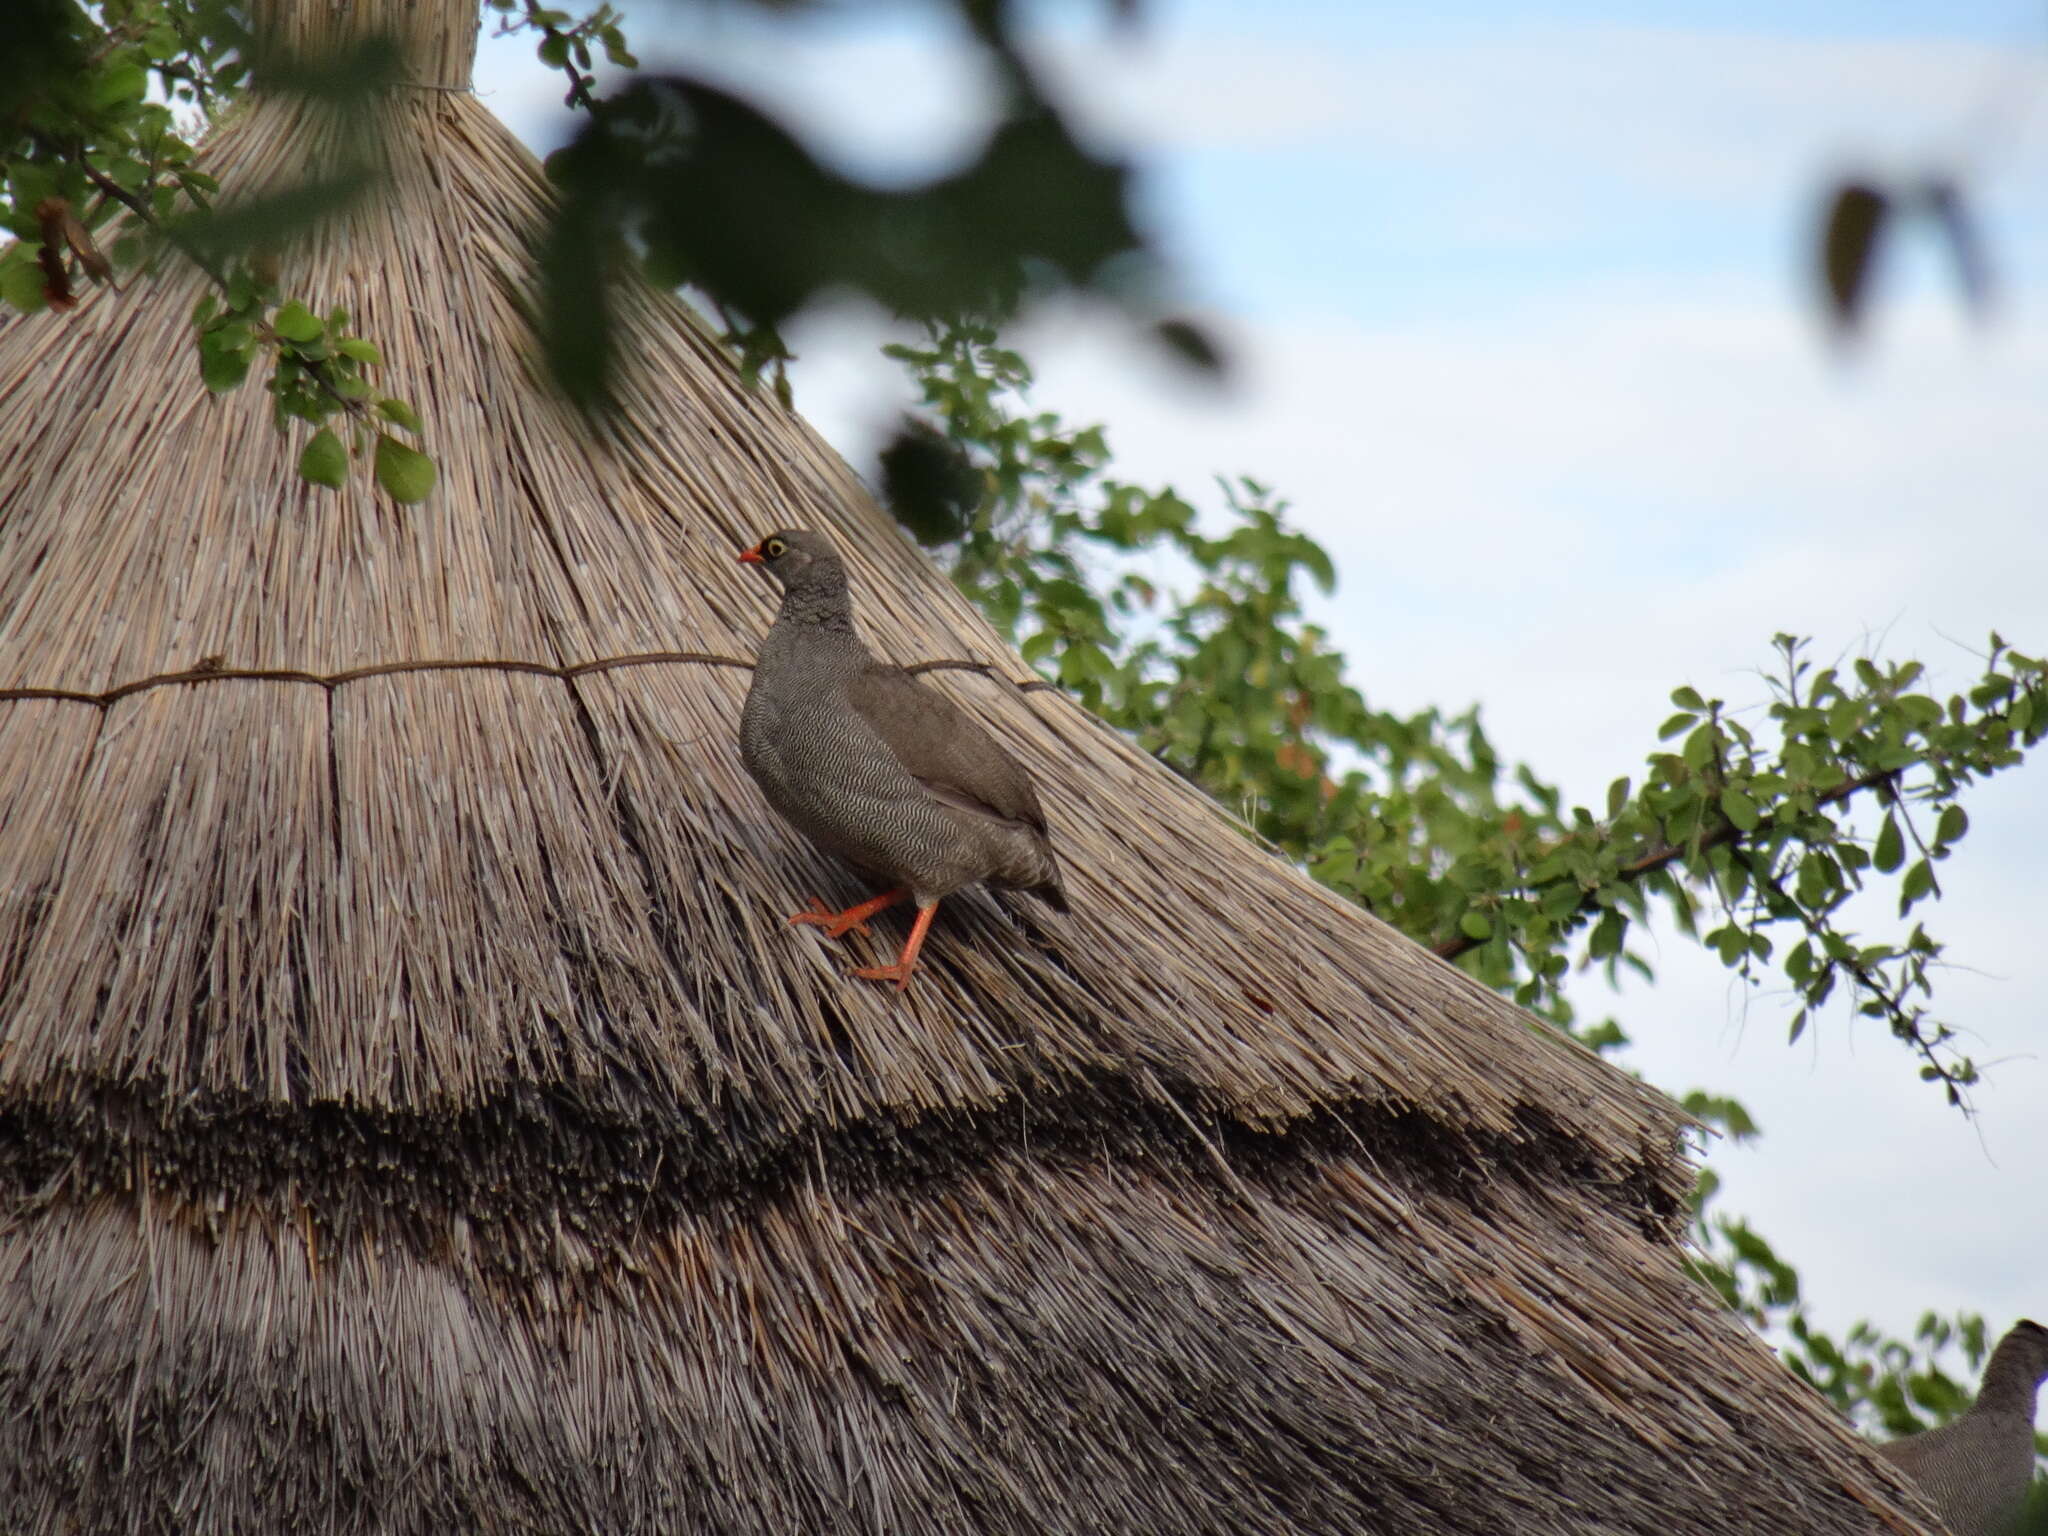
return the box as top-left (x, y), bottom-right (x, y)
top-left (480, 1), bottom-right (2048, 1368)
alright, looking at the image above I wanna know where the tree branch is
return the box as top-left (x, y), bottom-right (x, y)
top-left (59, 142), bottom-right (374, 424)
top-left (1430, 764), bottom-right (1899, 963)
top-left (1752, 862), bottom-right (1971, 1108)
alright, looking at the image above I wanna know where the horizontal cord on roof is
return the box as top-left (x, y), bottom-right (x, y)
top-left (0, 653), bottom-right (1054, 710)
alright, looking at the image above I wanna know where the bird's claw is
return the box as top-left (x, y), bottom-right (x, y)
top-left (851, 961), bottom-right (917, 993)
top-left (788, 898), bottom-right (872, 940)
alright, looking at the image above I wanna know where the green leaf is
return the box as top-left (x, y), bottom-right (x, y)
top-left (198, 331), bottom-right (254, 392)
top-left (1458, 911), bottom-right (1492, 941)
top-left (376, 397), bottom-right (423, 433)
top-left (298, 427), bottom-right (348, 489)
top-left (0, 252), bottom-right (47, 315)
top-left (336, 337), bottom-right (383, 365)
top-left (1706, 925), bottom-right (1748, 966)
top-left (1873, 813), bottom-right (1904, 874)
top-left (1588, 910), bottom-right (1625, 960)
top-left (1719, 787), bottom-right (1760, 832)
top-left (1310, 843), bottom-right (1357, 885)
top-left (1900, 858), bottom-right (1935, 909)
top-left (1298, 539), bottom-right (1336, 593)
top-left (92, 59), bottom-right (148, 110)
top-left (1935, 804), bottom-right (1967, 846)
top-left (373, 433), bottom-right (437, 504)
top-left (1671, 685), bottom-right (1706, 711)
top-left (1657, 712), bottom-right (1695, 741)
top-left (273, 300), bottom-right (323, 343)
top-left (1605, 776), bottom-right (1632, 819)
top-left (1682, 722), bottom-right (1718, 769)
top-left (1057, 641), bottom-right (1114, 689)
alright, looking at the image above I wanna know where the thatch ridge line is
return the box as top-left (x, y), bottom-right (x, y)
top-left (0, 654), bottom-right (1056, 709)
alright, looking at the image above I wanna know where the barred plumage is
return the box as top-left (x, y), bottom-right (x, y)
top-left (1876, 1318), bottom-right (2048, 1536)
top-left (739, 529), bottom-right (1067, 990)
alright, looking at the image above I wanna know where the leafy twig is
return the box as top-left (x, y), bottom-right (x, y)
top-left (1428, 764), bottom-right (1902, 964)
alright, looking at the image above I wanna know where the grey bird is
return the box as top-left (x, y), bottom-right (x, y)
top-left (737, 528), bottom-right (1068, 992)
top-left (1876, 1318), bottom-right (2048, 1536)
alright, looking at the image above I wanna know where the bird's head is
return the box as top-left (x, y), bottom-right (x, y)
top-left (739, 528), bottom-right (839, 586)
top-left (2004, 1319), bottom-right (2048, 1386)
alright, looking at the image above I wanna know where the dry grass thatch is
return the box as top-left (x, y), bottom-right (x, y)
top-left (0, 2), bottom-right (1948, 1532)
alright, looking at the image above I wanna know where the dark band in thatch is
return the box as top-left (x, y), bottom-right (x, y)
top-left (0, 1139), bottom-right (1915, 1535)
top-left (0, 3), bottom-right (1945, 1532)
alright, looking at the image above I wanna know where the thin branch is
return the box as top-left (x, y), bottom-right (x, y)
top-left (78, 160), bottom-right (155, 226)
top-left (63, 143), bottom-right (372, 423)
top-left (1752, 864), bottom-right (1972, 1110)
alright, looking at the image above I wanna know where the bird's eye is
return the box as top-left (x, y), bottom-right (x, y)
top-left (764, 537), bottom-right (787, 558)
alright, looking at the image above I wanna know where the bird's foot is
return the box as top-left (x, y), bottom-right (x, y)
top-left (788, 898), bottom-right (872, 940)
top-left (851, 959), bottom-right (918, 993)
top-left (849, 901), bottom-right (939, 994)
top-left (786, 887), bottom-right (909, 941)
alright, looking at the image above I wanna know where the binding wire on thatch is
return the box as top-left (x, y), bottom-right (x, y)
top-left (0, 1), bottom-right (1947, 1532)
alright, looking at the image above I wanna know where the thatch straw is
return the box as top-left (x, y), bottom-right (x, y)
top-left (0, 1), bottom-right (1948, 1531)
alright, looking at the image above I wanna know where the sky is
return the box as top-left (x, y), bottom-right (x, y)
top-left (475, 1), bottom-right (2048, 1372)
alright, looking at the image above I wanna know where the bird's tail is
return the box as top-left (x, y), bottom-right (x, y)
top-left (1034, 844), bottom-right (1070, 913)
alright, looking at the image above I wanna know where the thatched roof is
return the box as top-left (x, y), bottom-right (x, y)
top-left (0, 3), bottom-right (1948, 1532)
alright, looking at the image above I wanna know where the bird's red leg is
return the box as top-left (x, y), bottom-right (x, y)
top-left (853, 901), bottom-right (939, 992)
top-left (788, 887), bottom-right (907, 940)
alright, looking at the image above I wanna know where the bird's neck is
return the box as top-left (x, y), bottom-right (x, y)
top-left (778, 568), bottom-right (855, 631)
top-left (1973, 1343), bottom-right (2047, 1417)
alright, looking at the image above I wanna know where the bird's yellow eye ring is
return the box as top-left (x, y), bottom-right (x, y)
top-left (763, 537), bottom-right (787, 559)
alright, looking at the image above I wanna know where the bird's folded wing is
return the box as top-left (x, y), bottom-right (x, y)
top-left (845, 665), bottom-right (1049, 832)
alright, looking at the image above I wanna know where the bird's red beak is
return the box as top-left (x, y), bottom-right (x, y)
top-left (738, 544), bottom-right (763, 564)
